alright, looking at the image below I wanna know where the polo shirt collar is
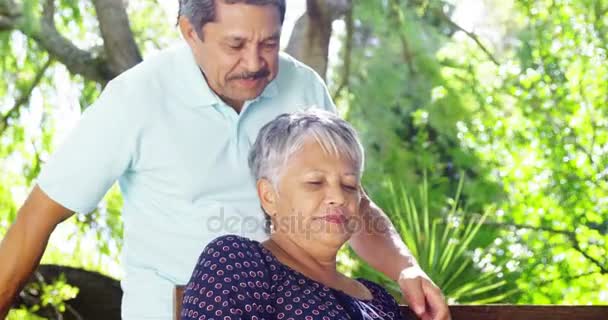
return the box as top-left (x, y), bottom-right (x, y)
top-left (260, 79), bottom-right (278, 98)
top-left (173, 44), bottom-right (220, 108)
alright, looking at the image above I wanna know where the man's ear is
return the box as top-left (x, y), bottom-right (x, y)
top-left (178, 16), bottom-right (200, 45)
top-left (257, 178), bottom-right (278, 216)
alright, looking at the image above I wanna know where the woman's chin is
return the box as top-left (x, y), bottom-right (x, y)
top-left (313, 229), bottom-right (353, 248)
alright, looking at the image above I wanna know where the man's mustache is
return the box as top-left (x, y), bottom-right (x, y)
top-left (228, 69), bottom-right (270, 81)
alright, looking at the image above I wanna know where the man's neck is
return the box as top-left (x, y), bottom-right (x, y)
top-left (220, 95), bottom-right (244, 114)
top-left (198, 68), bottom-right (244, 113)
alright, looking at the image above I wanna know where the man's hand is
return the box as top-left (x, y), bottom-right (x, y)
top-left (399, 265), bottom-right (450, 320)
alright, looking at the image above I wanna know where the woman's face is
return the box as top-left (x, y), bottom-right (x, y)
top-left (259, 139), bottom-right (362, 249)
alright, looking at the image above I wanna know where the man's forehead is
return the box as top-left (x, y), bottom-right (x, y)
top-left (214, 1), bottom-right (281, 23)
top-left (205, 14), bottom-right (282, 40)
top-left (222, 30), bottom-right (281, 41)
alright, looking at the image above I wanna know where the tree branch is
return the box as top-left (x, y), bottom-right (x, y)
top-left (0, 16), bottom-right (15, 30)
top-left (484, 221), bottom-right (608, 274)
top-left (0, 0), bottom-right (20, 30)
top-left (332, 5), bottom-right (353, 101)
top-left (91, 0), bottom-right (141, 76)
top-left (432, 6), bottom-right (499, 66)
top-left (570, 236), bottom-right (608, 274)
top-left (536, 270), bottom-right (598, 286)
top-left (389, 0), bottom-right (416, 75)
top-left (1, 0), bottom-right (114, 83)
top-left (0, 57), bottom-right (53, 135)
top-left (42, 0), bottom-right (54, 25)
top-left (483, 221), bottom-right (574, 237)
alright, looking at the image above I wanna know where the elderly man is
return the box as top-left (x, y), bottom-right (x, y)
top-left (0, 1), bottom-right (449, 319)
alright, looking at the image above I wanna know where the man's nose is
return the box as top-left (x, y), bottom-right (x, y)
top-left (242, 47), bottom-right (264, 72)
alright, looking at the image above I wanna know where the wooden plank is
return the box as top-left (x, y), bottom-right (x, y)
top-left (436, 305), bottom-right (608, 320)
top-left (175, 285), bottom-right (608, 320)
top-left (174, 286), bottom-right (184, 320)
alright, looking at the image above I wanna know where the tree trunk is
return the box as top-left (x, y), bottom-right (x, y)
top-left (286, 0), bottom-right (351, 79)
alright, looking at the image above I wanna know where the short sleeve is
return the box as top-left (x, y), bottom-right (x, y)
top-left (181, 235), bottom-right (273, 320)
top-left (309, 68), bottom-right (337, 114)
top-left (37, 78), bottom-right (137, 214)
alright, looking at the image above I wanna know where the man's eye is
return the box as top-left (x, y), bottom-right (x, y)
top-left (263, 42), bottom-right (278, 49)
top-left (228, 44), bottom-right (243, 50)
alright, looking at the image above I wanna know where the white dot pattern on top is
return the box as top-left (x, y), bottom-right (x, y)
top-left (181, 235), bottom-right (404, 319)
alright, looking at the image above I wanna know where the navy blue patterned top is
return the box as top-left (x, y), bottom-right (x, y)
top-left (181, 235), bottom-right (403, 319)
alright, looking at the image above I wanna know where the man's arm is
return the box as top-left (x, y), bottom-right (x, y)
top-left (350, 188), bottom-right (450, 320)
top-left (0, 186), bottom-right (73, 318)
top-left (349, 198), bottom-right (415, 278)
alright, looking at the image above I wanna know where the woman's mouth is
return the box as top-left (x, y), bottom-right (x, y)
top-left (321, 214), bottom-right (348, 225)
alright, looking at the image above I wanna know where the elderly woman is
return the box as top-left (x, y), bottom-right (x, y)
top-left (181, 109), bottom-right (403, 319)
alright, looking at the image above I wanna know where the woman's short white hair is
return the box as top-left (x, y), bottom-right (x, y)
top-left (248, 108), bottom-right (365, 186)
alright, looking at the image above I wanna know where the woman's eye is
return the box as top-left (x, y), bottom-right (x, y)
top-left (343, 184), bottom-right (358, 191)
top-left (307, 181), bottom-right (322, 185)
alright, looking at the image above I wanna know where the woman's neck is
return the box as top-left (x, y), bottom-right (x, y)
top-left (264, 233), bottom-right (341, 284)
top-left (263, 233), bottom-right (374, 301)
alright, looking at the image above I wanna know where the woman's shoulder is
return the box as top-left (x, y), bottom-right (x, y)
top-left (193, 234), bottom-right (271, 272)
top-left (204, 234), bottom-right (261, 253)
top-left (182, 235), bottom-right (275, 318)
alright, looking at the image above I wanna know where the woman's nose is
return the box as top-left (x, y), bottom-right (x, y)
top-left (325, 185), bottom-right (346, 206)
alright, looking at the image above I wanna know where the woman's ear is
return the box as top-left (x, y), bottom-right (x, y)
top-left (257, 178), bottom-right (278, 216)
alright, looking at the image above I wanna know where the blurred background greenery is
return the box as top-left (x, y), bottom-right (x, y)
top-left (0, 0), bottom-right (606, 318)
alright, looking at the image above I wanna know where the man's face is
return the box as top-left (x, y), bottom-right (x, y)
top-left (180, 2), bottom-right (281, 109)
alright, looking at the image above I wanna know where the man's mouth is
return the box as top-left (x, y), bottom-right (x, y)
top-left (234, 77), bottom-right (263, 89)
top-left (229, 69), bottom-right (270, 83)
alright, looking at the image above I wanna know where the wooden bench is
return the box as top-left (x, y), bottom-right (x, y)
top-left (174, 286), bottom-right (608, 320)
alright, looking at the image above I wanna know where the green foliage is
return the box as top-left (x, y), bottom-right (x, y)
top-left (7, 274), bottom-right (79, 319)
top-left (37, 274), bottom-right (80, 313)
top-left (342, 0), bottom-right (503, 214)
top-left (385, 176), bottom-right (511, 303)
top-left (343, 173), bottom-right (516, 304)
top-left (452, 0), bottom-right (608, 303)
top-left (333, 0), bottom-right (607, 304)
top-left (128, 0), bottom-right (180, 52)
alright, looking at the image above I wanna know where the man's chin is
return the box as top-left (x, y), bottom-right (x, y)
top-left (228, 86), bottom-right (266, 101)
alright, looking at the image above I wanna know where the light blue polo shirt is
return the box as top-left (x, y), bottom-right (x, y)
top-left (37, 42), bottom-right (335, 319)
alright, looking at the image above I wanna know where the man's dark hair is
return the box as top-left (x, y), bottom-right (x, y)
top-left (177, 0), bottom-right (286, 40)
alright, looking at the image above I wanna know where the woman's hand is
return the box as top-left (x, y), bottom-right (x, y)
top-left (398, 265), bottom-right (451, 320)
